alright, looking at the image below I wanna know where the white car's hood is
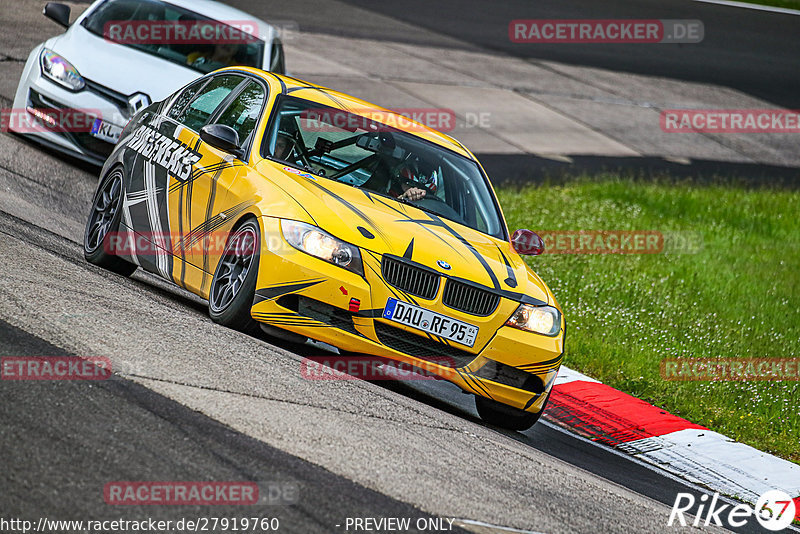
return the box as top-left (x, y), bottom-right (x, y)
top-left (50, 24), bottom-right (202, 103)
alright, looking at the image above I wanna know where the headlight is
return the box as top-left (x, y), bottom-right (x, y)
top-left (40, 49), bottom-right (85, 91)
top-left (280, 220), bottom-right (363, 276)
top-left (505, 304), bottom-right (561, 336)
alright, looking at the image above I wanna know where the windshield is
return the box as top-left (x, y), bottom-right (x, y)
top-left (264, 96), bottom-right (506, 239)
top-left (82, 0), bottom-right (264, 74)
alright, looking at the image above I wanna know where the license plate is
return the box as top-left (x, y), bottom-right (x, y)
top-left (90, 118), bottom-right (122, 144)
top-left (382, 298), bottom-right (478, 348)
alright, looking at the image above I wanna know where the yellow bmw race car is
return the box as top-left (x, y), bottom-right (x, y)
top-left (83, 67), bottom-right (565, 431)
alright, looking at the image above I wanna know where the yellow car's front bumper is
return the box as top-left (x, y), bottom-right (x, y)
top-left (251, 217), bottom-right (564, 413)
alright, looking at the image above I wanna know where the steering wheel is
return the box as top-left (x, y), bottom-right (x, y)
top-left (414, 191), bottom-right (445, 203)
top-left (292, 140), bottom-right (313, 169)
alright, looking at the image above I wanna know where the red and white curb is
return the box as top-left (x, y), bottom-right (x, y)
top-left (546, 367), bottom-right (800, 522)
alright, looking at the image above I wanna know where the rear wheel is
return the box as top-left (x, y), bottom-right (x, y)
top-left (208, 218), bottom-right (261, 333)
top-left (84, 167), bottom-right (137, 276)
top-left (475, 392), bottom-right (549, 431)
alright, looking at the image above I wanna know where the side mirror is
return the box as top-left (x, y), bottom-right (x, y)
top-left (511, 229), bottom-right (545, 256)
top-left (200, 124), bottom-right (243, 158)
top-left (43, 2), bottom-right (71, 28)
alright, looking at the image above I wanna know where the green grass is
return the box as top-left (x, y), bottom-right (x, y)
top-left (497, 177), bottom-right (800, 463)
top-left (735, 0), bottom-right (800, 9)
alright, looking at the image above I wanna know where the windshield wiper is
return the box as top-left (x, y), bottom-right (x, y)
top-left (394, 195), bottom-right (439, 216)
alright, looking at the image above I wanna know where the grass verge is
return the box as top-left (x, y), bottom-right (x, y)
top-left (732, 0), bottom-right (800, 10)
top-left (497, 177), bottom-right (799, 463)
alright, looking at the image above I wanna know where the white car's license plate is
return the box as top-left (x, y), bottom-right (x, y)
top-left (382, 298), bottom-right (478, 348)
top-left (90, 118), bottom-right (122, 144)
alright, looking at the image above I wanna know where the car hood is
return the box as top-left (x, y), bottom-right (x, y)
top-left (259, 163), bottom-right (551, 305)
top-left (50, 25), bottom-right (200, 102)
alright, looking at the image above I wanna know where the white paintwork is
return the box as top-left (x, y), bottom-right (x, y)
top-left (694, 0), bottom-right (800, 16)
top-left (616, 429), bottom-right (800, 503)
top-left (552, 369), bottom-right (800, 507)
top-left (553, 365), bottom-right (600, 385)
top-left (10, 0), bottom-right (279, 163)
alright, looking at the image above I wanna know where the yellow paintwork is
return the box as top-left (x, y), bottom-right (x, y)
top-left (134, 68), bottom-right (564, 413)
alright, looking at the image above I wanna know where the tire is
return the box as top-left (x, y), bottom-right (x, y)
top-left (84, 166), bottom-right (137, 276)
top-left (475, 392), bottom-right (549, 431)
top-left (208, 218), bottom-right (261, 333)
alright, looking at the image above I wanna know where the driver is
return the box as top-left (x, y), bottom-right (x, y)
top-left (388, 156), bottom-right (438, 202)
top-left (188, 43), bottom-right (240, 69)
top-left (273, 130), bottom-right (298, 161)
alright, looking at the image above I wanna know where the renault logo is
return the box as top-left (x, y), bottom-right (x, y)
top-left (127, 93), bottom-right (151, 115)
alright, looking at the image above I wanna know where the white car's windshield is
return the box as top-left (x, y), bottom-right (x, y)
top-left (82, 0), bottom-right (264, 74)
top-left (265, 96), bottom-right (507, 240)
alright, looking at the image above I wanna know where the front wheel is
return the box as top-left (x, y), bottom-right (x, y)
top-left (208, 218), bottom-right (261, 333)
top-left (84, 167), bottom-right (137, 276)
top-left (475, 393), bottom-right (549, 431)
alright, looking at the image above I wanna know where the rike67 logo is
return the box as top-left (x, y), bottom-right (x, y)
top-left (669, 490), bottom-right (797, 531)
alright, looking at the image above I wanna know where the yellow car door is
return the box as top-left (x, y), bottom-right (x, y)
top-left (164, 74), bottom-right (266, 294)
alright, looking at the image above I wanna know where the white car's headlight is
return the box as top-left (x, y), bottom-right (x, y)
top-left (40, 49), bottom-right (85, 91)
top-left (505, 304), bottom-right (561, 336)
top-left (281, 220), bottom-right (363, 275)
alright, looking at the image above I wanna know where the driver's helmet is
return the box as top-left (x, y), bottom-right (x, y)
top-left (392, 155), bottom-right (438, 195)
top-left (274, 130), bottom-right (297, 160)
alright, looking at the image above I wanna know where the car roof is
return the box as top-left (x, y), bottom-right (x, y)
top-left (225, 67), bottom-right (473, 159)
top-left (157, 0), bottom-right (277, 43)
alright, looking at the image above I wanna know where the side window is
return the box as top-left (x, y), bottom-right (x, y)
top-left (269, 40), bottom-right (285, 74)
top-left (171, 75), bottom-right (244, 132)
top-left (167, 78), bottom-right (208, 122)
top-left (215, 81), bottom-right (266, 148)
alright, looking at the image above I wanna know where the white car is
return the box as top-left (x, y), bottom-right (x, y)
top-left (11, 0), bottom-right (286, 165)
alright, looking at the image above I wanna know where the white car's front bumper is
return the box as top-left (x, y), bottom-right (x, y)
top-left (10, 45), bottom-right (130, 166)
